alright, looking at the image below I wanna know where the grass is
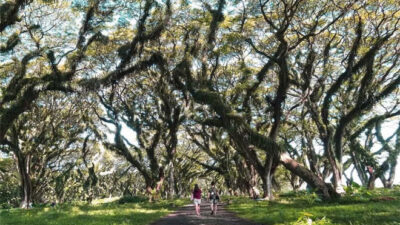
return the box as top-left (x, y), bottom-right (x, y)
top-left (0, 198), bottom-right (190, 225)
top-left (2, 188), bottom-right (400, 225)
top-left (226, 187), bottom-right (400, 225)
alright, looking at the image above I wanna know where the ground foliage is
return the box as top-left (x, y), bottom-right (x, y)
top-left (0, 197), bottom-right (189, 225)
top-left (227, 187), bottom-right (400, 225)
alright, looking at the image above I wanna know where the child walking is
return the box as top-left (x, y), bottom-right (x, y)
top-left (192, 184), bottom-right (202, 216)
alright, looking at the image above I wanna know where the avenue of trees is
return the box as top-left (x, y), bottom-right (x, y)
top-left (0, 0), bottom-right (400, 208)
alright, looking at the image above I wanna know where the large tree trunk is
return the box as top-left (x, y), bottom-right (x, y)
top-left (145, 167), bottom-right (165, 202)
top-left (368, 177), bottom-right (376, 190)
top-left (234, 156), bottom-right (259, 198)
top-left (15, 153), bottom-right (32, 208)
top-left (367, 166), bottom-right (376, 190)
top-left (261, 156), bottom-right (274, 199)
top-left (223, 175), bottom-right (232, 194)
top-left (350, 151), bottom-right (368, 186)
top-left (260, 175), bottom-right (268, 199)
top-left (289, 174), bottom-right (301, 192)
top-left (380, 169), bottom-right (395, 189)
top-left (20, 169), bottom-right (32, 208)
top-left (168, 162), bottom-right (175, 199)
top-left (331, 162), bottom-right (345, 193)
top-left (280, 153), bottom-right (338, 200)
top-left (174, 180), bottom-right (180, 197)
top-left (381, 177), bottom-right (393, 189)
top-left (381, 158), bottom-right (398, 188)
top-left (324, 138), bottom-right (345, 194)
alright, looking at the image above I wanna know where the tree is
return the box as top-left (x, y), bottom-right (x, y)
top-left (186, 125), bottom-right (242, 195)
top-left (348, 119), bottom-right (400, 189)
top-left (96, 73), bottom-right (183, 200)
top-left (0, 157), bottom-right (20, 207)
top-left (301, 2), bottom-right (400, 193)
top-left (1, 0), bottom-right (400, 205)
top-left (155, 0), bottom-right (341, 199)
top-left (0, 0), bottom-right (112, 145)
top-left (0, 93), bottom-right (89, 208)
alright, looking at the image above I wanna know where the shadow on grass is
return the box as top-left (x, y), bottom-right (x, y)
top-left (228, 196), bottom-right (400, 225)
top-left (0, 200), bottom-right (189, 225)
top-left (1, 209), bottom-right (169, 225)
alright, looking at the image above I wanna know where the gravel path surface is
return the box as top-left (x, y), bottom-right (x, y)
top-left (150, 202), bottom-right (264, 225)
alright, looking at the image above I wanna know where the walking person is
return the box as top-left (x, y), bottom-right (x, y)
top-left (208, 181), bottom-right (220, 215)
top-left (192, 184), bottom-right (202, 216)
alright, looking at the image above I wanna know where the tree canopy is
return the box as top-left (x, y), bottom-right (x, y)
top-left (0, 0), bottom-right (399, 208)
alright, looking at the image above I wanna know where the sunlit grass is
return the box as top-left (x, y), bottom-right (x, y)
top-left (226, 188), bottom-right (400, 225)
top-left (0, 198), bottom-right (189, 225)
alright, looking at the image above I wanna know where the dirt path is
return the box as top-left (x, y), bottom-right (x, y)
top-left (150, 202), bottom-right (264, 225)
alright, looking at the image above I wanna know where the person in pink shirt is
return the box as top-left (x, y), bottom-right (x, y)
top-left (192, 184), bottom-right (202, 216)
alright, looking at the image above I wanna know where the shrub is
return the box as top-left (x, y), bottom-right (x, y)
top-left (298, 192), bottom-right (322, 205)
top-left (0, 202), bottom-right (11, 209)
top-left (280, 191), bottom-right (308, 198)
top-left (294, 214), bottom-right (331, 225)
top-left (118, 195), bottom-right (148, 204)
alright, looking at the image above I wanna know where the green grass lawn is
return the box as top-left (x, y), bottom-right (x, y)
top-left (0, 198), bottom-right (189, 225)
top-left (226, 188), bottom-right (400, 225)
top-left (2, 189), bottom-right (400, 225)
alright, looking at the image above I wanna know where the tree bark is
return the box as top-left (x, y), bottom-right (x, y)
top-left (168, 162), bottom-right (175, 199)
top-left (15, 152), bottom-right (32, 208)
top-left (262, 156), bottom-right (274, 199)
top-left (323, 137), bottom-right (345, 194)
top-left (280, 152), bottom-right (338, 199)
top-left (145, 167), bottom-right (165, 202)
top-left (367, 166), bottom-right (375, 190)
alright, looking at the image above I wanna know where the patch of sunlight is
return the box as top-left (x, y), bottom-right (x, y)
top-left (71, 206), bottom-right (83, 214)
top-left (43, 207), bottom-right (50, 212)
top-left (131, 208), bottom-right (170, 214)
top-left (91, 197), bottom-right (120, 205)
top-left (371, 211), bottom-right (392, 216)
top-left (233, 204), bottom-right (255, 210)
top-left (277, 199), bottom-right (292, 204)
top-left (85, 207), bottom-right (170, 216)
top-left (302, 212), bottom-right (314, 217)
top-left (112, 221), bottom-right (131, 225)
top-left (87, 209), bottom-right (116, 216)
